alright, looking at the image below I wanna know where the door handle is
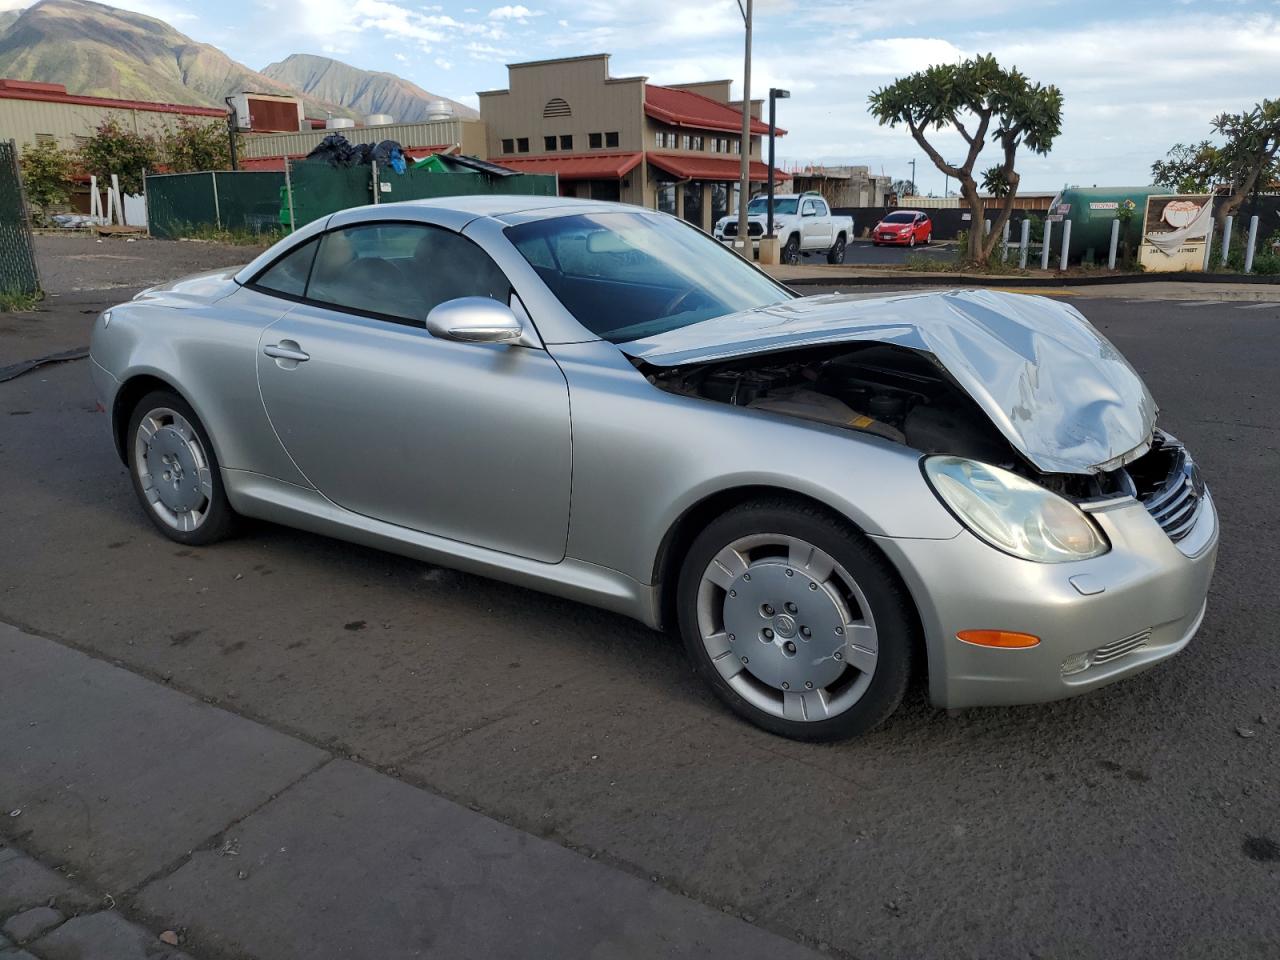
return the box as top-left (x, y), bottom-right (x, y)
top-left (263, 342), bottom-right (310, 362)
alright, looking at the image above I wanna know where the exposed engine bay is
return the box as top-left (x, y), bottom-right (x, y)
top-left (643, 342), bottom-right (1170, 505)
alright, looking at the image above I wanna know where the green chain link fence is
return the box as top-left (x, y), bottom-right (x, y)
top-left (0, 140), bottom-right (41, 297)
top-left (146, 171), bottom-right (287, 240)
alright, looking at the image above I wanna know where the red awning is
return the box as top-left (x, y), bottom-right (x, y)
top-left (493, 152), bottom-right (643, 180)
top-left (644, 85), bottom-right (782, 136)
top-left (647, 152), bottom-right (772, 182)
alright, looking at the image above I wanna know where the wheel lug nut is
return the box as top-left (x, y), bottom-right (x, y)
top-left (763, 604), bottom-right (774, 616)
top-left (728, 634), bottom-right (736, 642)
top-left (800, 626), bottom-right (811, 638)
top-left (835, 626), bottom-right (844, 636)
top-left (785, 569), bottom-right (794, 577)
top-left (784, 641), bottom-right (796, 654)
top-left (834, 651), bottom-right (843, 661)
top-left (781, 681), bottom-right (790, 690)
top-left (808, 582), bottom-right (818, 591)
top-left (743, 573), bottom-right (751, 581)
top-left (805, 681), bottom-right (813, 689)
top-left (741, 656), bottom-right (749, 664)
top-left (762, 628), bottom-right (774, 640)
top-left (785, 602), bottom-right (797, 614)
top-left (729, 589), bottom-right (737, 598)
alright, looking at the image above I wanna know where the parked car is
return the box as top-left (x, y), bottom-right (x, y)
top-left (872, 209), bottom-right (932, 246)
top-left (91, 197), bottom-right (1218, 741)
top-left (714, 192), bottom-right (852, 264)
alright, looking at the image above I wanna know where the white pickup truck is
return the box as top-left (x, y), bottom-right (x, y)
top-left (713, 192), bottom-right (853, 264)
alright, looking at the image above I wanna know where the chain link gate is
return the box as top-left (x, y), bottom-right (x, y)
top-left (0, 140), bottom-right (40, 297)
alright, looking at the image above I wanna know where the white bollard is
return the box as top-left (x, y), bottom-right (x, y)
top-left (1108, 219), bottom-right (1120, 270)
top-left (1001, 220), bottom-right (1011, 261)
top-left (1244, 215), bottom-right (1259, 273)
top-left (1041, 219), bottom-right (1054, 270)
top-left (1059, 220), bottom-right (1072, 270)
top-left (1221, 215), bottom-right (1234, 264)
top-left (1018, 219), bottom-right (1031, 269)
top-left (983, 218), bottom-right (992, 236)
top-left (1201, 218), bottom-right (1214, 271)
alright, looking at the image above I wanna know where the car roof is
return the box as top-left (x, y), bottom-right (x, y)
top-left (371, 194), bottom-right (627, 221)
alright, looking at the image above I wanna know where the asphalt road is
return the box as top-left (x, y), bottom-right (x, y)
top-left (1, 237), bottom-right (1278, 959)
top-left (791, 238), bottom-right (959, 268)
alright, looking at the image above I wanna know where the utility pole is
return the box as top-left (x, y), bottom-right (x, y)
top-left (224, 96), bottom-right (239, 171)
top-left (735, 0), bottom-right (752, 253)
top-left (908, 158), bottom-right (916, 199)
top-left (766, 88), bottom-right (789, 238)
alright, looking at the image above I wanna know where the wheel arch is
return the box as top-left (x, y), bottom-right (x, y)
top-left (111, 373), bottom-right (215, 466)
top-left (651, 485), bottom-right (928, 680)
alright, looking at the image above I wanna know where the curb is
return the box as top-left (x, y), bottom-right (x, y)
top-left (779, 270), bottom-right (1280, 288)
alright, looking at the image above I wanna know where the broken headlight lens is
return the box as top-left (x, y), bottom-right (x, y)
top-left (924, 456), bottom-right (1109, 563)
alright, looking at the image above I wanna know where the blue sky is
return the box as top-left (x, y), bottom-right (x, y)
top-left (8, 0), bottom-right (1278, 191)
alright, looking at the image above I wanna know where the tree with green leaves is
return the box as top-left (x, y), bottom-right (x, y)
top-left (1152, 99), bottom-right (1280, 221)
top-left (78, 118), bottom-right (159, 196)
top-left (20, 138), bottom-right (76, 223)
top-left (161, 117), bottom-right (231, 173)
top-left (869, 54), bottom-right (1063, 262)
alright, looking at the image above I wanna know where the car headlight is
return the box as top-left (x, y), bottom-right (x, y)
top-left (923, 456), bottom-right (1108, 563)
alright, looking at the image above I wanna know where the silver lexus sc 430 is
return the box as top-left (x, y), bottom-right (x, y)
top-left (90, 197), bottom-right (1218, 740)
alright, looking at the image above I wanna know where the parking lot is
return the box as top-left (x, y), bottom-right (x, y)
top-left (2, 235), bottom-right (1279, 959)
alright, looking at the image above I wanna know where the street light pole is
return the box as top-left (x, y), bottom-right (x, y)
top-left (908, 158), bottom-right (916, 198)
top-left (766, 88), bottom-right (789, 238)
top-left (735, 0), bottom-right (752, 253)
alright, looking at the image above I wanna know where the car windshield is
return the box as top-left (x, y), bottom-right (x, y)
top-left (882, 212), bottom-right (916, 224)
top-left (506, 212), bottom-right (794, 343)
top-left (746, 197), bottom-right (798, 215)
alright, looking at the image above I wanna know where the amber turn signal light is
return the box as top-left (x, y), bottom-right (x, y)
top-left (956, 629), bottom-right (1041, 649)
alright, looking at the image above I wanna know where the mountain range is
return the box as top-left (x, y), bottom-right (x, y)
top-left (0, 0), bottom-right (475, 122)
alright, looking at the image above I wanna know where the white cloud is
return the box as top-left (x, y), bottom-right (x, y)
top-left (488, 5), bottom-right (544, 20)
top-left (435, 56), bottom-right (454, 70)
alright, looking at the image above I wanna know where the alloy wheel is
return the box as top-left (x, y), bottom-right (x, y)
top-left (133, 407), bottom-right (214, 532)
top-left (695, 534), bottom-right (879, 722)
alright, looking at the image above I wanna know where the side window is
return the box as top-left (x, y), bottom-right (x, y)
top-left (815, 200), bottom-right (829, 216)
top-left (801, 200), bottom-right (816, 216)
top-left (252, 238), bottom-right (318, 298)
top-left (304, 223), bottom-right (512, 325)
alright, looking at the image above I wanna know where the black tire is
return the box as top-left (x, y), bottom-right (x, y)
top-left (126, 389), bottom-right (237, 546)
top-left (676, 497), bottom-right (917, 741)
top-left (909, 233), bottom-right (916, 248)
top-left (827, 234), bottom-right (847, 264)
top-left (783, 235), bottom-right (801, 265)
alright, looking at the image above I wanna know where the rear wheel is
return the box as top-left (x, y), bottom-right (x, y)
top-left (127, 390), bottom-right (237, 545)
top-left (908, 233), bottom-right (917, 248)
top-left (827, 235), bottom-right (847, 264)
top-left (676, 499), bottom-right (916, 741)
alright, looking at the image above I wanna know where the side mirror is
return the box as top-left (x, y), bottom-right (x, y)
top-left (425, 297), bottom-right (523, 344)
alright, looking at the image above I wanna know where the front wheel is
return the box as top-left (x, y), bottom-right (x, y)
top-left (782, 235), bottom-right (801, 265)
top-left (827, 235), bottom-right (847, 264)
top-left (908, 233), bottom-right (916, 248)
top-left (676, 499), bottom-right (916, 741)
top-left (127, 390), bottom-right (237, 545)
top-left (924, 231), bottom-right (932, 245)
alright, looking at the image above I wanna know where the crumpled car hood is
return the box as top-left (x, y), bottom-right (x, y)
top-left (620, 290), bottom-right (1158, 475)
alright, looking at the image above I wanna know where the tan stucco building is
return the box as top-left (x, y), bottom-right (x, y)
top-left (478, 54), bottom-right (778, 232)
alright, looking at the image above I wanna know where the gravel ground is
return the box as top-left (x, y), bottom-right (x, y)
top-left (1, 239), bottom-right (1278, 959)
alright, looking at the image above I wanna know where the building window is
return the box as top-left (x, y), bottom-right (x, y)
top-left (545, 135), bottom-right (557, 151)
top-left (731, 138), bottom-right (741, 154)
top-left (680, 134), bottom-right (691, 150)
top-left (690, 135), bottom-right (704, 151)
top-left (517, 137), bottom-right (529, 153)
top-left (501, 138), bottom-right (514, 154)
top-left (543, 97), bottom-right (572, 118)
top-left (589, 132), bottom-right (603, 149)
top-left (605, 131), bottom-right (619, 148)
top-left (560, 134), bottom-right (573, 151)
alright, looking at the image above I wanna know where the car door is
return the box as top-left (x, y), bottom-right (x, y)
top-left (801, 199), bottom-right (833, 249)
top-left (253, 220), bottom-right (572, 563)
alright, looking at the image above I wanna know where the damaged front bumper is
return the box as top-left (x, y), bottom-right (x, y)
top-left (874, 490), bottom-right (1219, 710)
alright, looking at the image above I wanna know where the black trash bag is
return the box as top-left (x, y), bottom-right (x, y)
top-left (305, 133), bottom-right (357, 167)
top-left (370, 139), bottom-right (405, 170)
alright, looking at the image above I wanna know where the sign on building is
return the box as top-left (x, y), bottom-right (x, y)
top-left (1138, 194), bottom-right (1213, 272)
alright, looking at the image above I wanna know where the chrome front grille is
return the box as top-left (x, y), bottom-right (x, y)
top-left (1091, 630), bottom-right (1151, 665)
top-left (1130, 437), bottom-right (1206, 543)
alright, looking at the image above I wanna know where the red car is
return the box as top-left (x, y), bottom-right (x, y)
top-left (872, 210), bottom-right (932, 246)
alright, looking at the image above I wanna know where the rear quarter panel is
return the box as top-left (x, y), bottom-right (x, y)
top-left (91, 285), bottom-right (308, 486)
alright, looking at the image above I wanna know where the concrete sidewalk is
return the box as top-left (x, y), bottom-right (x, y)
top-left (762, 263), bottom-right (1280, 300)
top-left (0, 622), bottom-right (821, 960)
